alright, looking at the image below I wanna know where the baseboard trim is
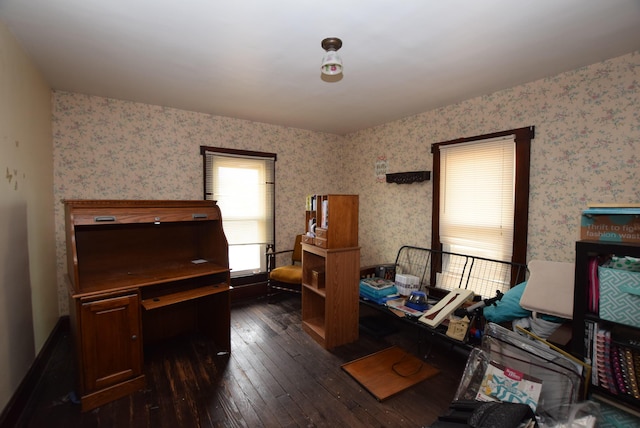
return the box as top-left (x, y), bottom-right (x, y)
top-left (230, 281), bottom-right (268, 303)
top-left (0, 316), bottom-right (70, 428)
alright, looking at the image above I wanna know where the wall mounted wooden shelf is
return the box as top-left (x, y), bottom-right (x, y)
top-left (386, 171), bottom-right (431, 184)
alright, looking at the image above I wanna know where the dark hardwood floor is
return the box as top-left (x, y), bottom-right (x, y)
top-left (16, 295), bottom-right (467, 428)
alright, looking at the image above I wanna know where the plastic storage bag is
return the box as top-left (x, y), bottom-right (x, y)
top-left (454, 323), bottom-right (585, 420)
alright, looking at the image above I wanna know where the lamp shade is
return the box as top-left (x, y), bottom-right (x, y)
top-left (321, 51), bottom-right (343, 75)
top-left (320, 38), bottom-right (343, 77)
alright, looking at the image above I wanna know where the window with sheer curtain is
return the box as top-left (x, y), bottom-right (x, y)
top-left (201, 147), bottom-right (275, 277)
top-left (431, 127), bottom-right (533, 296)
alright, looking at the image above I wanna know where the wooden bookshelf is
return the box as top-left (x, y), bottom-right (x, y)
top-left (301, 194), bottom-right (360, 349)
top-left (572, 240), bottom-right (640, 415)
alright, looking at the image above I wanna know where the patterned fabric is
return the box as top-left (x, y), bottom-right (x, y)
top-left (599, 267), bottom-right (640, 328)
top-left (595, 397), bottom-right (640, 428)
top-left (609, 256), bottom-right (640, 272)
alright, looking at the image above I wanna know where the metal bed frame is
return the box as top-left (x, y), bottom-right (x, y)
top-left (359, 246), bottom-right (529, 356)
top-left (393, 245), bottom-right (528, 299)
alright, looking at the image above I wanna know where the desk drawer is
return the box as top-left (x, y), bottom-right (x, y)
top-left (314, 237), bottom-right (328, 248)
top-left (315, 228), bottom-right (327, 238)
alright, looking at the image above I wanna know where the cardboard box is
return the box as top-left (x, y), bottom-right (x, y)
top-left (580, 208), bottom-right (640, 243)
top-left (311, 268), bottom-right (325, 289)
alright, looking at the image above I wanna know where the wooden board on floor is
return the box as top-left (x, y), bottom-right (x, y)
top-left (341, 345), bottom-right (439, 401)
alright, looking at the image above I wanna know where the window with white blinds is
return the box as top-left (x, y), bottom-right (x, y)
top-left (202, 148), bottom-right (275, 277)
top-left (431, 126), bottom-right (533, 298)
top-left (439, 137), bottom-right (515, 261)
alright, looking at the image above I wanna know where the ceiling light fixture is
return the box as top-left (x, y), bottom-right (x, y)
top-left (321, 37), bottom-right (343, 76)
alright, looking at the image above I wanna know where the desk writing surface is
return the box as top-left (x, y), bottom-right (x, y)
top-left (71, 259), bottom-right (230, 297)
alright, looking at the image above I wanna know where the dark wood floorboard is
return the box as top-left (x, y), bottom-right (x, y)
top-left (16, 295), bottom-right (467, 428)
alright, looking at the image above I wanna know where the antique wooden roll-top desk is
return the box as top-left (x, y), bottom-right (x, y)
top-left (64, 200), bottom-right (231, 411)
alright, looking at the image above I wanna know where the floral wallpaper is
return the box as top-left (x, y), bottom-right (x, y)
top-left (346, 51), bottom-right (640, 268)
top-left (53, 51), bottom-right (639, 314)
top-left (52, 96), bottom-right (345, 313)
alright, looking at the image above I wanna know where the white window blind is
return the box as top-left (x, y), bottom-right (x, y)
top-left (439, 137), bottom-right (515, 262)
top-left (204, 151), bottom-right (275, 277)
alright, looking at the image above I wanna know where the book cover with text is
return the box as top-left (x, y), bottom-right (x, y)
top-left (475, 361), bottom-right (543, 412)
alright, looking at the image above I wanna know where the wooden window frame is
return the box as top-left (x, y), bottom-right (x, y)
top-left (200, 146), bottom-right (277, 281)
top-left (431, 126), bottom-right (533, 273)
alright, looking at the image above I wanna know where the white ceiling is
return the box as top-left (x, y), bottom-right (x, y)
top-left (2, 1), bottom-right (640, 135)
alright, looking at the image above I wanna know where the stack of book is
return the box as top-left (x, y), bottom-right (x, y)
top-left (359, 277), bottom-right (398, 305)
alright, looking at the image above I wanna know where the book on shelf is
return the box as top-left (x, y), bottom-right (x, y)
top-left (589, 320), bottom-right (600, 386)
top-left (585, 319), bottom-right (594, 365)
top-left (589, 323), bottom-right (640, 405)
top-left (617, 344), bottom-right (637, 399)
top-left (321, 199), bottom-right (328, 228)
top-left (612, 344), bottom-right (628, 395)
top-left (626, 347), bottom-right (640, 399)
top-left (596, 327), bottom-right (613, 394)
top-left (584, 319), bottom-right (598, 386)
top-left (612, 325), bottom-right (640, 400)
top-left (604, 329), bottom-right (618, 395)
top-left (306, 194), bottom-right (315, 211)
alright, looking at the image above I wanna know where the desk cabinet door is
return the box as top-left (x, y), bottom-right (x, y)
top-left (80, 293), bottom-right (143, 393)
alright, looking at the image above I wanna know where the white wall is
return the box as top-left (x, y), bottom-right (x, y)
top-left (0, 22), bottom-right (57, 412)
